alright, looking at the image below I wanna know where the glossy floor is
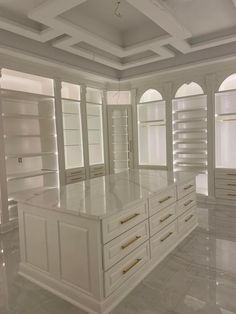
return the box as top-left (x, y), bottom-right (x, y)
top-left (1, 204), bottom-right (236, 314)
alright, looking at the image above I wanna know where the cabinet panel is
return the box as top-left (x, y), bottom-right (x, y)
top-left (149, 203), bottom-right (176, 236)
top-left (149, 186), bottom-right (176, 216)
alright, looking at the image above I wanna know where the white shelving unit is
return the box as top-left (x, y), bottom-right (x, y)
top-left (0, 69), bottom-right (59, 232)
top-left (172, 82), bottom-right (208, 195)
top-left (86, 88), bottom-right (105, 178)
top-left (137, 89), bottom-right (166, 167)
top-left (61, 82), bottom-right (85, 183)
top-left (107, 91), bottom-right (133, 174)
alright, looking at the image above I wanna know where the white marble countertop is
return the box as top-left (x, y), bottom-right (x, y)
top-left (14, 169), bottom-right (196, 220)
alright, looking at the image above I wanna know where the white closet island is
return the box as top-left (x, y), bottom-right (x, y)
top-left (15, 169), bottom-right (197, 314)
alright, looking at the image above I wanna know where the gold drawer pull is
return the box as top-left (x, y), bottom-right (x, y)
top-left (228, 183), bottom-right (236, 187)
top-left (184, 200), bottom-right (193, 207)
top-left (120, 213), bottom-right (140, 224)
top-left (227, 173), bottom-right (236, 176)
top-left (160, 213), bottom-right (173, 223)
top-left (184, 184), bottom-right (194, 190)
top-left (122, 258), bottom-right (142, 274)
top-left (160, 232), bottom-right (173, 242)
top-left (159, 196), bottom-right (172, 204)
top-left (185, 214), bottom-right (194, 222)
top-left (227, 193), bottom-right (236, 197)
top-left (121, 236), bottom-right (141, 250)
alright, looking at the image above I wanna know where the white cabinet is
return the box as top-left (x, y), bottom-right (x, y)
top-left (137, 89), bottom-right (166, 167)
top-left (0, 69), bottom-right (59, 232)
top-left (17, 174), bottom-right (197, 314)
top-left (172, 83), bottom-right (208, 196)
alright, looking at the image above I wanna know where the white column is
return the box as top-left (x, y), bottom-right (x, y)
top-left (206, 73), bottom-right (216, 198)
top-left (163, 82), bottom-right (173, 171)
top-left (54, 79), bottom-right (66, 186)
top-left (0, 68), bottom-right (9, 225)
top-left (80, 85), bottom-right (90, 178)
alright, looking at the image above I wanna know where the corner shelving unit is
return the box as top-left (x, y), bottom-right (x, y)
top-left (215, 74), bottom-right (236, 201)
top-left (107, 91), bottom-right (133, 174)
top-left (172, 82), bottom-right (208, 196)
top-left (61, 82), bottom-right (85, 184)
top-left (137, 89), bottom-right (166, 167)
top-left (0, 69), bottom-right (59, 232)
top-left (86, 87), bottom-right (105, 178)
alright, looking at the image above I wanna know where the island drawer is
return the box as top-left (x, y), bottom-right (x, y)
top-left (149, 186), bottom-right (176, 216)
top-left (150, 221), bottom-right (178, 258)
top-left (102, 201), bottom-right (148, 244)
top-left (177, 179), bottom-right (196, 200)
top-left (178, 207), bottom-right (197, 234)
top-left (104, 242), bottom-right (150, 297)
top-left (177, 192), bottom-right (196, 216)
top-left (103, 221), bottom-right (149, 271)
top-left (149, 204), bottom-right (176, 237)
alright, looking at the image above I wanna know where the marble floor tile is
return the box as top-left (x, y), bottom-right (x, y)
top-left (1, 204), bottom-right (236, 314)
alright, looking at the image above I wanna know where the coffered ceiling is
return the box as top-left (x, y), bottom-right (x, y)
top-left (0, 0), bottom-right (236, 79)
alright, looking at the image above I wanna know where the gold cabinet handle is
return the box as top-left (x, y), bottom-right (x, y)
top-left (184, 184), bottom-right (194, 190)
top-left (122, 258), bottom-right (141, 274)
top-left (159, 196), bottom-right (172, 204)
top-left (120, 213), bottom-right (140, 224)
top-left (227, 173), bottom-right (236, 176)
top-left (160, 213), bottom-right (173, 223)
top-left (184, 200), bottom-right (193, 206)
top-left (227, 183), bottom-right (236, 187)
top-left (93, 172), bottom-right (104, 177)
top-left (160, 232), bottom-right (173, 242)
top-left (227, 193), bottom-right (236, 197)
top-left (185, 214), bottom-right (194, 222)
top-left (121, 236), bottom-right (141, 250)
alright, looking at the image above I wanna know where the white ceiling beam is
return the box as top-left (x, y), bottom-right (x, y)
top-left (126, 0), bottom-right (191, 39)
top-left (0, 16), bottom-right (61, 42)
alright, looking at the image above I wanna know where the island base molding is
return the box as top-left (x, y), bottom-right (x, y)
top-left (19, 223), bottom-right (197, 314)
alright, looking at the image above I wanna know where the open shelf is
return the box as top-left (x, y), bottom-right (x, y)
top-left (7, 170), bottom-right (57, 182)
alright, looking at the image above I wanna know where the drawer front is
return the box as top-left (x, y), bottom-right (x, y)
top-left (102, 201), bottom-right (148, 244)
top-left (150, 221), bottom-right (178, 258)
top-left (215, 168), bottom-right (236, 180)
top-left (178, 207), bottom-right (197, 234)
top-left (177, 192), bottom-right (196, 216)
top-left (177, 179), bottom-right (196, 200)
top-left (90, 165), bottom-right (105, 173)
top-left (216, 189), bottom-right (236, 200)
top-left (104, 242), bottom-right (150, 297)
top-left (66, 168), bottom-right (85, 177)
top-left (215, 179), bottom-right (236, 191)
top-left (90, 170), bottom-right (105, 179)
top-left (66, 175), bottom-right (85, 184)
top-left (149, 186), bottom-right (176, 216)
top-left (103, 221), bottom-right (149, 271)
top-left (149, 204), bottom-right (176, 237)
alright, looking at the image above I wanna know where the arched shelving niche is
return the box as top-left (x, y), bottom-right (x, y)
top-left (137, 89), bottom-right (166, 167)
top-left (215, 74), bottom-right (236, 170)
top-left (172, 82), bottom-right (208, 196)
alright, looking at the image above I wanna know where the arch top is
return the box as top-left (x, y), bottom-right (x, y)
top-left (139, 89), bottom-right (163, 103)
top-left (175, 82), bottom-right (204, 98)
top-left (219, 73), bottom-right (236, 92)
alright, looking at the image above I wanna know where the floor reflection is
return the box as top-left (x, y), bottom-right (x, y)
top-left (0, 205), bottom-right (236, 314)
